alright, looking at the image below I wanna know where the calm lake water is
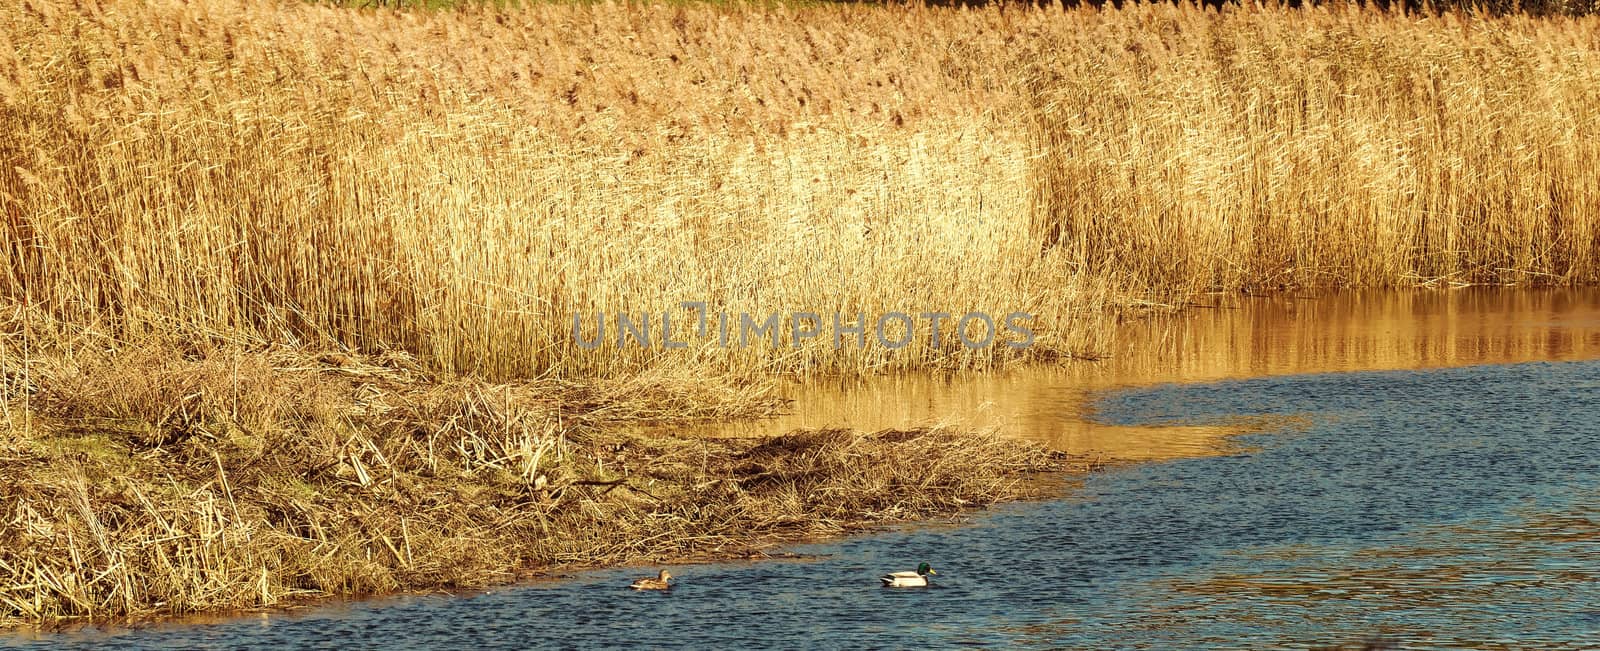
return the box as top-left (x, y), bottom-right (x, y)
top-left (7, 290), bottom-right (1600, 649)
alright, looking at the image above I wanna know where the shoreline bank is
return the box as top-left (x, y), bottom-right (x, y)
top-left (0, 344), bottom-right (1102, 629)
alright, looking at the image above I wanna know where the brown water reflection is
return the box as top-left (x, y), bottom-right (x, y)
top-left (689, 289), bottom-right (1600, 461)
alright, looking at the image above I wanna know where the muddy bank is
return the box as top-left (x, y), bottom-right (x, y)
top-left (0, 345), bottom-right (1096, 628)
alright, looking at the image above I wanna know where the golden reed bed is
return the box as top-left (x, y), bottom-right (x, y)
top-left (2, 0), bottom-right (1600, 626)
top-left (5, 0), bottom-right (1598, 378)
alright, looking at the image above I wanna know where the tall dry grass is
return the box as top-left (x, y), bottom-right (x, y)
top-left (0, 0), bottom-right (1103, 380)
top-left (1023, 5), bottom-right (1600, 295)
top-left (6, 0), bottom-right (1594, 380)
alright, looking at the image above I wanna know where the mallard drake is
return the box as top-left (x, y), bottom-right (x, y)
top-left (879, 563), bottom-right (936, 587)
top-left (629, 569), bottom-right (672, 591)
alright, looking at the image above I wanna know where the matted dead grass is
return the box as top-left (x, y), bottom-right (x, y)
top-left (0, 339), bottom-right (1095, 625)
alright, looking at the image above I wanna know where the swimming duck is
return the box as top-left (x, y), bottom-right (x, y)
top-left (629, 569), bottom-right (672, 591)
top-left (879, 563), bottom-right (937, 587)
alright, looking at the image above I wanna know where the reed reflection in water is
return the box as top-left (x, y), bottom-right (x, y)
top-left (689, 288), bottom-right (1600, 461)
